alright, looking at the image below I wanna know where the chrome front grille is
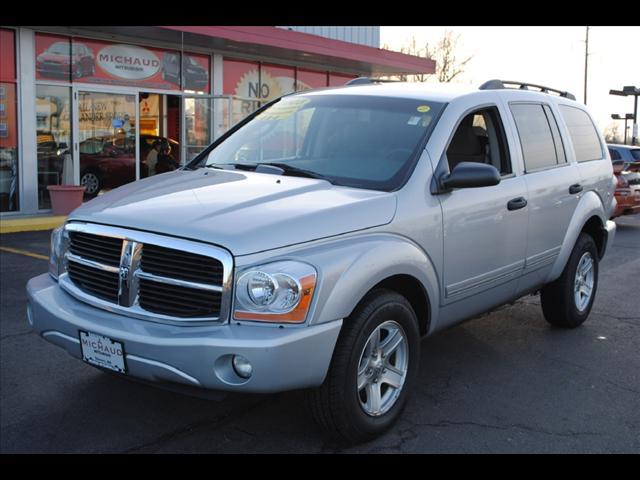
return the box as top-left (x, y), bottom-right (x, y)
top-left (67, 260), bottom-right (120, 302)
top-left (138, 278), bottom-right (222, 318)
top-left (140, 244), bottom-right (224, 285)
top-left (69, 231), bottom-right (123, 266)
top-left (60, 222), bottom-right (233, 325)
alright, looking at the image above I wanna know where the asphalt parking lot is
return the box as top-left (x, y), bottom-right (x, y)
top-left (1, 215), bottom-right (639, 453)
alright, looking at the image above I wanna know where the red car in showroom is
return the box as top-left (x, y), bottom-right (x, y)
top-left (612, 162), bottom-right (640, 218)
top-left (80, 134), bottom-right (179, 197)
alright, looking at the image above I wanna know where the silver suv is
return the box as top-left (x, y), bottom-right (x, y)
top-left (27, 79), bottom-right (617, 443)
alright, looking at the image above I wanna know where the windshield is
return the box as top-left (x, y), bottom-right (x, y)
top-left (631, 149), bottom-right (640, 161)
top-left (201, 94), bottom-right (445, 191)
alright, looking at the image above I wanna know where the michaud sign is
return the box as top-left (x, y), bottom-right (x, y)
top-left (35, 33), bottom-right (210, 92)
top-left (97, 45), bottom-right (161, 80)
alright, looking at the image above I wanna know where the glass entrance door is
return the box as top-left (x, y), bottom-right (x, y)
top-left (75, 90), bottom-right (138, 198)
top-left (182, 95), bottom-right (239, 163)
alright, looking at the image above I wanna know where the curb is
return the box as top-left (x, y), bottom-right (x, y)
top-left (0, 215), bottom-right (66, 234)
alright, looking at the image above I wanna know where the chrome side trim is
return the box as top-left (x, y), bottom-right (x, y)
top-left (135, 270), bottom-right (223, 293)
top-left (65, 252), bottom-right (120, 274)
top-left (60, 222), bottom-right (234, 326)
top-left (445, 260), bottom-right (524, 298)
top-left (524, 246), bottom-right (561, 273)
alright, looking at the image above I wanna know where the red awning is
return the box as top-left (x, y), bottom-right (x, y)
top-left (159, 26), bottom-right (435, 76)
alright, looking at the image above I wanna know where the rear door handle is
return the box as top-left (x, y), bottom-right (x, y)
top-left (569, 184), bottom-right (583, 194)
top-left (507, 197), bottom-right (527, 211)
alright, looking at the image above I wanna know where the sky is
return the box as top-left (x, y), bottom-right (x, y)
top-left (381, 26), bottom-right (640, 141)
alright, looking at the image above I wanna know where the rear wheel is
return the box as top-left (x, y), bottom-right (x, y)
top-left (541, 233), bottom-right (599, 328)
top-left (307, 289), bottom-right (420, 444)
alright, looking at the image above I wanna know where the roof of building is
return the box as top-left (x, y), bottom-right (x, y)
top-left (158, 26), bottom-right (436, 75)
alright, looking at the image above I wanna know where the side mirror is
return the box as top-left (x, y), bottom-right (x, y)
top-left (440, 162), bottom-right (501, 190)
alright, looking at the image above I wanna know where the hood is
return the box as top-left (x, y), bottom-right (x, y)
top-left (69, 169), bottom-right (397, 256)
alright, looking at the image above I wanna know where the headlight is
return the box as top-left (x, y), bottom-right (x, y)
top-left (234, 261), bottom-right (317, 323)
top-left (49, 226), bottom-right (69, 280)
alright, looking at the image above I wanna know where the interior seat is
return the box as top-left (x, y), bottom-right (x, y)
top-left (447, 115), bottom-right (487, 170)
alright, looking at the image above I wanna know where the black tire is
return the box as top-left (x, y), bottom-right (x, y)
top-left (541, 233), bottom-right (599, 328)
top-left (80, 170), bottom-right (102, 197)
top-left (307, 289), bottom-right (420, 444)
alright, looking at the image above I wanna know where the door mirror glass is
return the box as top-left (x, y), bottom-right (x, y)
top-left (441, 161), bottom-right (501, 190)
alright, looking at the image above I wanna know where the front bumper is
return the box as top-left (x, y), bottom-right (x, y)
top-left (27, 274), bottom-right (342, 393)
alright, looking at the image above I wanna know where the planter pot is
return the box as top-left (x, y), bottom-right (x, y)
top-left (47, 185), bottom-right (86, 216)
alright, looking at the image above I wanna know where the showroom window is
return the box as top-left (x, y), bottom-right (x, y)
top-left (0, 28), bottom-right (19, 213)
top-left (35, 85), bottom-right (73, 209)
top-left (328, 72), bottom-right (358, 86)
top-left (296, 69), bottom-right (329, 91)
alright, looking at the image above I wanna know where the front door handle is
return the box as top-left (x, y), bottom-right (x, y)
top-left (569, 183), bottom-right (583, 194)
top-left (507, 197), bottom-right (527, 211)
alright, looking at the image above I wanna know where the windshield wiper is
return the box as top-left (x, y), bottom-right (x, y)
top-left (259, 162), bottom-right (332, 182)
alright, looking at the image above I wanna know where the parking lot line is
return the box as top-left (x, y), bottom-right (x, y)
top-left (0, 246), bottom-right (49, 261)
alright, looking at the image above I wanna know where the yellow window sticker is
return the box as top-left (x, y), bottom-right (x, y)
top-left (256, 97), bottom-right (311, 121)
top-left (417, 105), bottom-right (431, 113)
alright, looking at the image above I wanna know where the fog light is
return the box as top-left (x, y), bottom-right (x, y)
top-left (232, 355), bottom-right (253, 379)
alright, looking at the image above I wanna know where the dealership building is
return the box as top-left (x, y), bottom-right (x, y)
top-left (0, 26), bottom-right (435, 217)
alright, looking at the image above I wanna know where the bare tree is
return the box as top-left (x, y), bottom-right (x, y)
top-left (430, 31), bottom-right (473, 83)
top-left (604, 122), bottom-right (623, 144)
top-left (383, 31), bottom-right (473, 83)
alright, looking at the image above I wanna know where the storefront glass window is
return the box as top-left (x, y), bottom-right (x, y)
top-left (261, 64), bottom-right (296, 100)
top-left (0, 83), bottom-right (19, 212)
top-left (36, 85), bottom-right (73, 210)
top-left (1, 29), bottom-right (19, 213)
top-left (296, 69), bottom-right (328, 91)
top-left (77, 91), bottom-right (137, 199)
top-left (328, 72), bottom-right (357, 86)
top-left (224, 58), bottom-right (262, 126)
top-left (184, 97), bottom-right (212, 162)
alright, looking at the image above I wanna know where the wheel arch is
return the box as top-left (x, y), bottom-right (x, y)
top-left (356, 274), bottom-right (431, 337)
top-left (309, 234), bottom-right (440, 336)
top-left (548, 191), bottom-right (607, 281)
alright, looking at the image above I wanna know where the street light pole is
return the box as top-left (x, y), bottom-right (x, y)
top-left (583, 26), bottom-right (589, 105)
top-left (610, 86), bottom-right (640, 146)
top-left (633, 94), bottom-right (638, 146)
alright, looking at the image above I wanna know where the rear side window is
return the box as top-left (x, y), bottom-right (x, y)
top-left (631, 149), bottom-right (640, 161)
top-left (558, 105), bottom-right (603, 162)
top-left (510, 103), bottom-right (560, 171)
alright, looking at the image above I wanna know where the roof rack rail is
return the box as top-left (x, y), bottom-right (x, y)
top-left (479, 79), bottom-right (576, 101)
top-left (345, 77), bottom-right (402, 86)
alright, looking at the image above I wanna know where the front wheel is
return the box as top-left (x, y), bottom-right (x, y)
top-left (80, 171), bottom-right (102, 197)
top-left (541, 233), bottom-right (599, 328)
top-left (307, 289), bottom-right (420, 444)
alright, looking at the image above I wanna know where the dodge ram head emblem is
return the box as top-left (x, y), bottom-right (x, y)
top-left (119, 266), bottom-right (130, 286)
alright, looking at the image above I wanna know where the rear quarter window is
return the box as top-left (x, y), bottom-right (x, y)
top-left (558, 105), bottom-right (603, 162)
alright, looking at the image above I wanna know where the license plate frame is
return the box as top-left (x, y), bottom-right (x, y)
top-left (79, 331), bottom-right (127, 374)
